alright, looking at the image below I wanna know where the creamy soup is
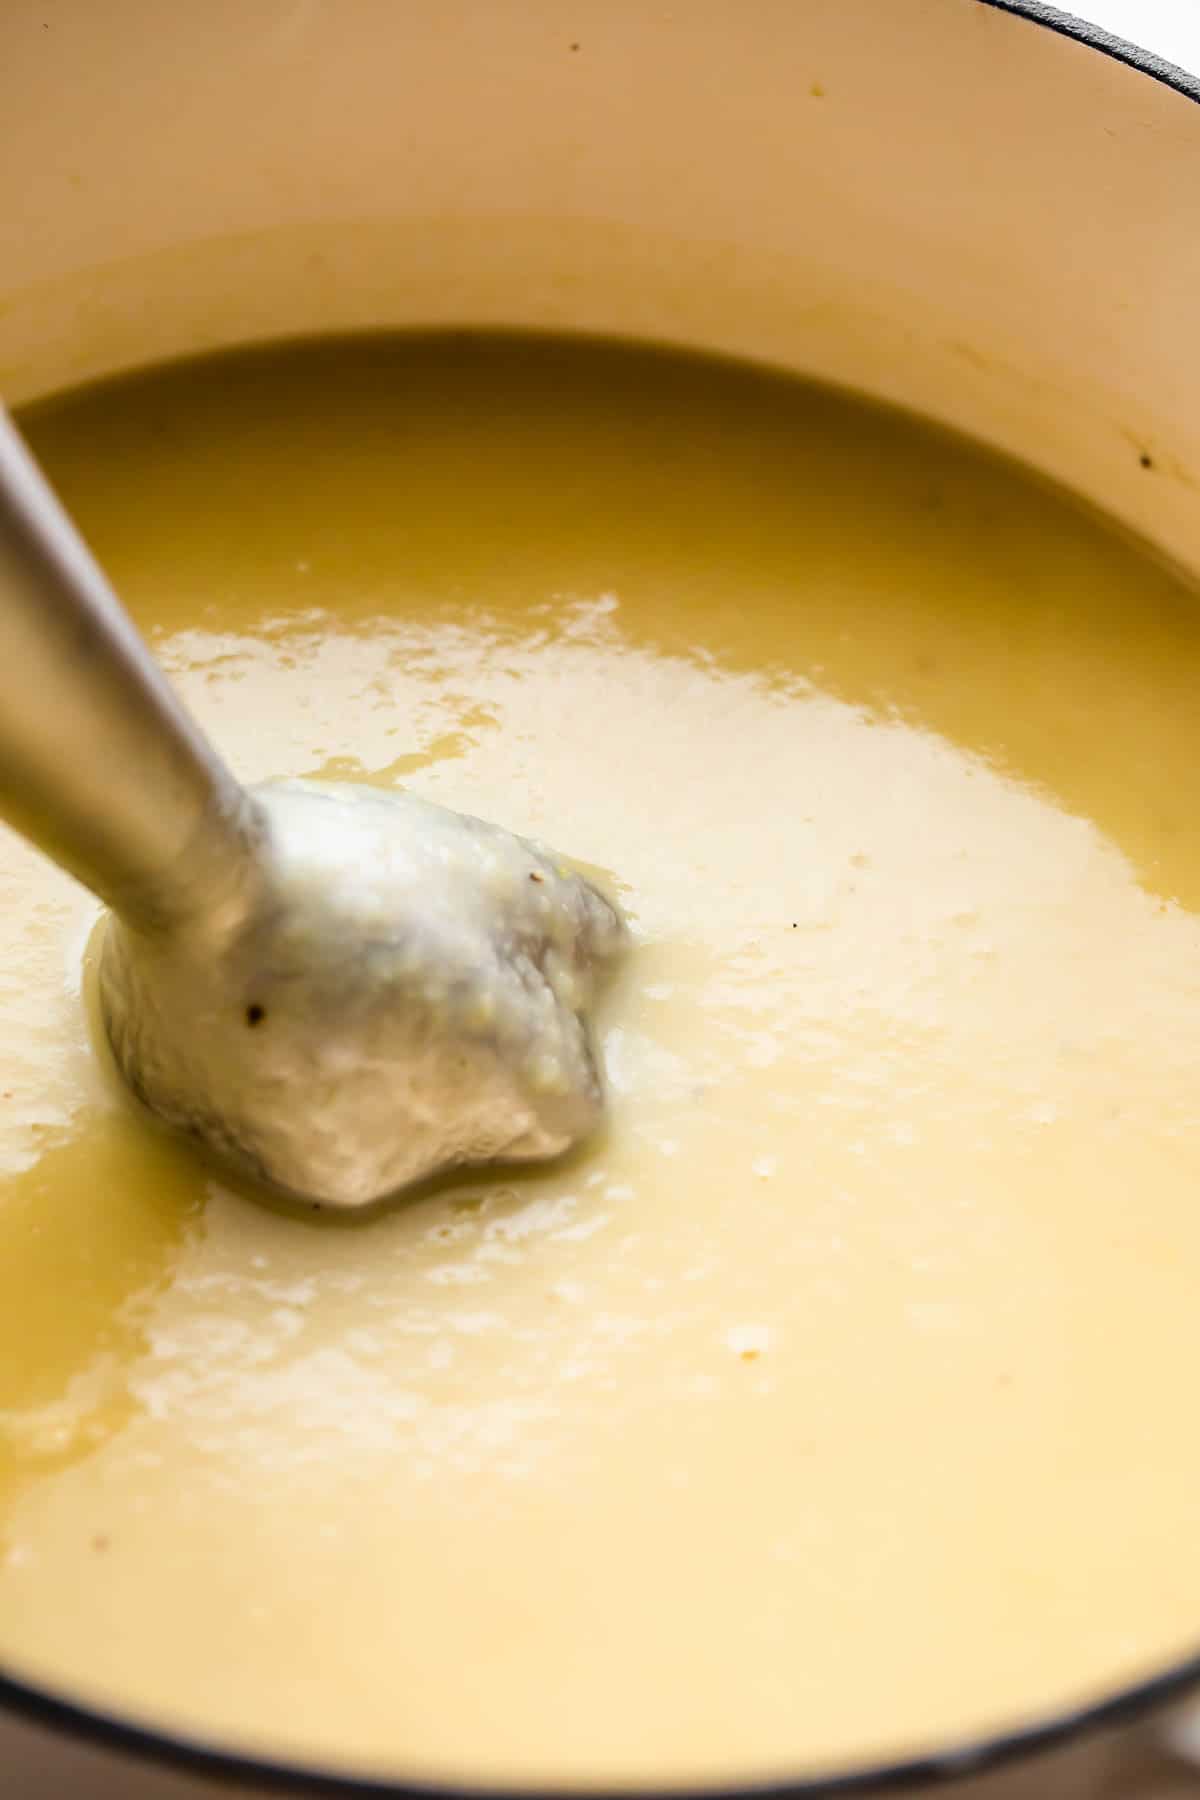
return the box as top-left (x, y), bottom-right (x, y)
top-left (3, 335), bottom-right (1200, 1786)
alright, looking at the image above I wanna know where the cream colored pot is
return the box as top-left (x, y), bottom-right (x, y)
top-left (3, 1), bottom-right (1200, 1794)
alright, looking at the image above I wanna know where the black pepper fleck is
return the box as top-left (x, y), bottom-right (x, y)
top-left (246, 1003), bottom-right (266, 1027)
top-left (1139, 452), bottom-right (1155, 470)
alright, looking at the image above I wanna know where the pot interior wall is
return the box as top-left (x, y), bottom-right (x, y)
top-left (2, 1), bottom-right (1200, 574)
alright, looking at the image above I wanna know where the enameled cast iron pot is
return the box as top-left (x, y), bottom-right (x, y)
top-left (3, 2), bottom-right (1200, 1794)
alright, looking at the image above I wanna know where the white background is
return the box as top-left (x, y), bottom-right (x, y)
top-left (1072, 0), bottom-right (1200, 72)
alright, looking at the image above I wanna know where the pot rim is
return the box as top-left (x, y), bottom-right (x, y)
top-left (5, 2), bottom-right (1200, 1794)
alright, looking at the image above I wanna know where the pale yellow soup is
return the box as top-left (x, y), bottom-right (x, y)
top-left (3, 335), bottom-right (1200, 1787)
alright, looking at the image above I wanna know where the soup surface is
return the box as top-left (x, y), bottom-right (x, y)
top-left (3, 336), bottom-right (1200, 1786)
